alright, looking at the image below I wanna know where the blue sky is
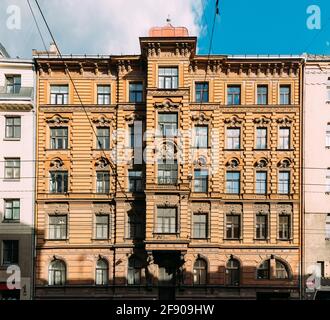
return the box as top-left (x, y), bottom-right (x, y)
top-left (1, 0), bottom-right (330, 58)
top-left (199, 0), bottom-right (330, 55)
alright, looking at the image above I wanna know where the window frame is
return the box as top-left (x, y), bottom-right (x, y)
top-left (2, 240), bottom-right (19, 265)
top-left (278, 170), bottom-right (290, 194)
top-left (193, 125), bottom-right (208, 148)
top-left (5, 116), bottom-right (21, 139)
top-left (226, 127), bottom-right (241, 150)
top-left (97, 84), bottom-right (111, 105)
top-left (156, 207), bottom-right (178, 234)
top-left (278, 127), bottom-right (291, 150)
top-left (50, 84), bottom-right (69, 105)
top-left (195, 82), bottom-right (209, 103)
top-left (158, 113), bottom-right (178, 137)
top-left (4, 158), bottom-right (20, 180)
top-left (158, 66), bottom-right (178, 89)
top-left (255, 127), bottom-right (267, 150)
top-left (96, 127), bottom-right (110, 150)
top-left (193, 258), bottom-right (207, 285)
top-left (96, 171), bottom-right (110, 194)
top-left (5, 75), bottom-right (21, 94)
top-left (94, 214), bottom-right (109, 240)
top-left (192, 212), bottom-right (208, 239)
top-left (157, 159), bottom-right (178, 185)
top-left (193, 169), bottom-right (208, 193)
top-left (226, 171), bottom-right (241, 194)
top-left (279, 85), bottom-right (291, 105)
top-left (257, 85), bottom-right (268, 105)
top-left (255, 171), bottom-right (267, 194)
top-left (50, 126), bottom-right (68, 150)
top-left (278, 214), bottom-right (291, 240)
top-left (48, 214), bottom-right (68, 240)
top-left (129, 82), bottom-right (143, 103)
top-left (255, 213), bottom-right (268, 240)
top-left (49, 170), bottom-right (68, 193)
top-left (227, 85), bottom-right (241, 105)
top-left (3, 199), bottom-right (20, 221)
top-left (225, 214), bottom-right (241, 240)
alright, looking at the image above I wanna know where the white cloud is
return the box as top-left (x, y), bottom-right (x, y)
top-left (0, 0), bottom-right (204, 58)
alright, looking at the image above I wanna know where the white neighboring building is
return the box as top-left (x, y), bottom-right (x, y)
top-left (0, 45), bottom-right (35, 299)
top-left (304, 55), bottom-right (330, 299)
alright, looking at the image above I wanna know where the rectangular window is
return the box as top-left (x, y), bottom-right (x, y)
top-left (50, 127), bottom-right (68, 149)
top-left (5, 116), bottom-right (21, 139)
top-left (326, 124), bottom-right (330, 147)
top-left (227, 85), bottom-right (241, 105)
top-left (326, 169), bottom-right (330, 193)
top-left (129, 82), bottom-right (143, 103)
top-left (226, 171), bottom-right (240, 194)
top-left (256, 214), bottom-right (267, 239)
top-left (278, 215), bottom-right (290, 239)
top-left (49, 215), bottom-right (67, 240)
top-left (194, 169), bottom-right (208, 193)
top-left (227, 128), bottom-right (241, 149)
top-left (256, 171), bottom-right (267, 194)
top-left (96, 171), bottom-right (110, 193)
top-left (4, 158), bottom-right (20, 179)
top-left (158, 113), bottom-right (178, 137)
top-left (279, 127), bottom-right (290, 149)
top-left (96, 127), bottom-right (110, 149)
top-left (194, 126), bottom-right (208, 148)
top-left (195, 82), bottom-right (209, 103)
top-left (6, 75), bottom-right (21, 94)
top-left (128, 170), bottom-right (143, 192)
top-left (278, 171), bottom-right (290, 194)
top-left (158, 67), bottom-right (178, 89)
top-left (327, 86), bottom-right (330, 101)
top-left (257, 85), bottom-right (268, 105)
top-left (256, 127), bottom-right (267, 149)
top-left (158, 160), bottom-right (177, 185)
top-left (95, 215), bottom-right (109, 239)
top-left (280, 85), bottom-right (291, 105)
top-left (226, 215), bottom-right (240, 239)
top-left (326, 214), bottom-right (330, 240)
top-left (2, 240), bottom-right (18, 265)
top-left (49, 171), bottom-right (68, 193)
top-left (156, 207), bottom-right (177, 233)
top-left (50, 85), bottom-right (68, 104)
top-left (193, 213), bottom-right (208, 239)
top-left (97, 85), bottom-right (110, 104)
top-left (4, 199), bottom-right (20, 221)
top-left (127, 213), bottom-right (144, 239)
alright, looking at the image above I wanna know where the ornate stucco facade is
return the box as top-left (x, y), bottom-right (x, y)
top-left (34, 25), bottom-right (303, 299)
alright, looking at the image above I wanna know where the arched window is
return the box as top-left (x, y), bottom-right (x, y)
top-left (95, 258), bottom-right (109, 285)
top-left (48, 259), bottom-right (66, 285)
top-left (193, 258), bottom-right (207, 285)
top-left (226, 258), bottom-right (240, 286)
top-left (275, 260), bottom-right (289, 279)
top-left (257, 260), bottom-right (270, 279)
top-left (127, 256), bottom-right (142, 285)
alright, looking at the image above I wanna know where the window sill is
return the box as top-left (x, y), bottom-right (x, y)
top-left (153, 232), bottom-right (180, 236)
top-left (46, 238), bottom-right (68, 241)
top-left (2, 220), bottom-right (20, 223)
top-left (276, 148), bottom-right (294, 151)
top-left (92, 148), bottom-right (111, 151)
top-left (224, 149), bottom-right (244, 152)
top-left (91, 238), bottom-right (111, 241)
top-left (254, 238), bottom-right (270, 241)
top-left (3, 138), bottom-right (21, 141)
top-left (45, 148), bottom-right (70, 151)
top-left (3, 179), bottom-right (20, 182)
top-left (224, 238), bottom-right (242, 241)
top-left (253, 148), bottom-right (271, 151)
top-left (277, 238), bottom-right (292, 241)
top-left (191, 146), bottom-right (211, 149)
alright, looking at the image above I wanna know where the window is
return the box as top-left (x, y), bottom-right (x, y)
top-left (95, 215), bottom-right (109, 239)
top-left (326, 214), bottom-right (330, 240)
top-left (226, 128), bottom-right (240, 149)
top-left (278, 214), bottom-right (290, 239)
top-left (128, 125), bottom-right (134, 148)
top-left (279, 127), bottom-right (290, 149)
top-left (4, 199), bottom-right (20, 221)
top-left (327, 86), bottom-right (330, 101)
top-left (278, 171), bottom-right (290, 194)
top-left (280, 85), bottom-right (291, 105)
top-left (257, 260), bottom-right (270, 279)
top-left (158, 159), bottom-right (177, 185)
top-left (49, 215), bottom-right (67, 240)
top-left (226, 259), bottom-right (240, 286)
top-left (256, 214), bottom-right (267, 239)
top-left (256, 171), bottom-right (267, 194)
top-left (127, 256), bottom-right (142, 285)
top-left (194, 169), bottom-right (208, 193)
top-left (193, 213), bottom-right (208, 239)
top-left (326, 169), bottom-right (330, 193)
top-left (48, 260), bottom-right (66, 285)
top-left (257, 85), bottom-right (268, 105)
top-left (127, 123), bottom-right (143, 149)
top-left (95, 259), bottom-right (108, 285)
top-left (275, 260), bottom-right (289, 279)
top-left (50, 171), bottom-right (68, 193)
top-left (50, 127), bottom-right (68, 149)
top-left (256, 127), bottom-right (267, 149)
top-left (194, 126), bottom-right (208, 148)
top-left (193, 259), bottom-right (207, 285)
top-left (128, 171), bottom-right (143, 192)
top-left (129, 82), bottom-right (143, 103)
top-left (227, 85), bottom-right (241, 105)
top-left (156, 207), bottom-right (177, 234)
top-left (97, 85), bottom-right (110, 104)
top-left (96, 171), bottom-right (110, 193)
top-left (5, 116), bottom-right (21, 139)
top-left (50, 85), bottom-right (68, 104)
top-left (226, 215), bottom-right (240, 239)
top-left (96, 127), bottom-right (110, 149)
top-left (127, 213), bottom-right (144, 239)
top-left (6, 75), bottom-right (21, 94)
top-left (317, 261), bottom-right (325, 278)
top-left (158, 67), bottom-right (178, 89)
top-left (226, 171), bottom-right (240, 194)
top-left (326, 124), bottom-right (330, 147)
top-left (4, 158), bottom-right (20, 179)
top-left (2, 240), bottom-right (18, 265)
top-left (195, 82), bottom-right (209, 103)
top-left (158, 113), bottom-right (178, 137)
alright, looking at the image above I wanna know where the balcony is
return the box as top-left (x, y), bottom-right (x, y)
top-left (0, 86), bottom-right (34, 101)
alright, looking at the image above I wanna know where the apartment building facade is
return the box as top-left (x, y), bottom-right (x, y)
top-left (34, 24), bottom-right (303, 299)
top-left (0, 44), bottom-right (35, 300)
top-left (304, 55), bottom-right (330, 299)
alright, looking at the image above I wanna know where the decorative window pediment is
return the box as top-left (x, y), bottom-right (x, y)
top-left (253, 117), bottom-right (271, 125)
top-left (46, 114), bottom-right (70, 125)
top-left (278, 158), bottom-right (292, 168)
top-left (276, 117), bottom-right (293, 126)
top-left (255, 158), bottom-right (269, 168)
top-left (224, 115), bottom-right (243, 127)
top-left (50, 157), bottom-right (64, 169)
top-left (193, 156), bottom-right (207, 167)
top-left (95, 157), bottom-right (110, 169)
top-left (226, 158), bottom-right (240, 168)
top-left (125, 113), bottom-right (144, 124)
top-left (191, 112), bottom-right (210, 124)
top-left (92, 115), bottom-right (112, 126)
top-left (154, 99), bottom-right (180, 111)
